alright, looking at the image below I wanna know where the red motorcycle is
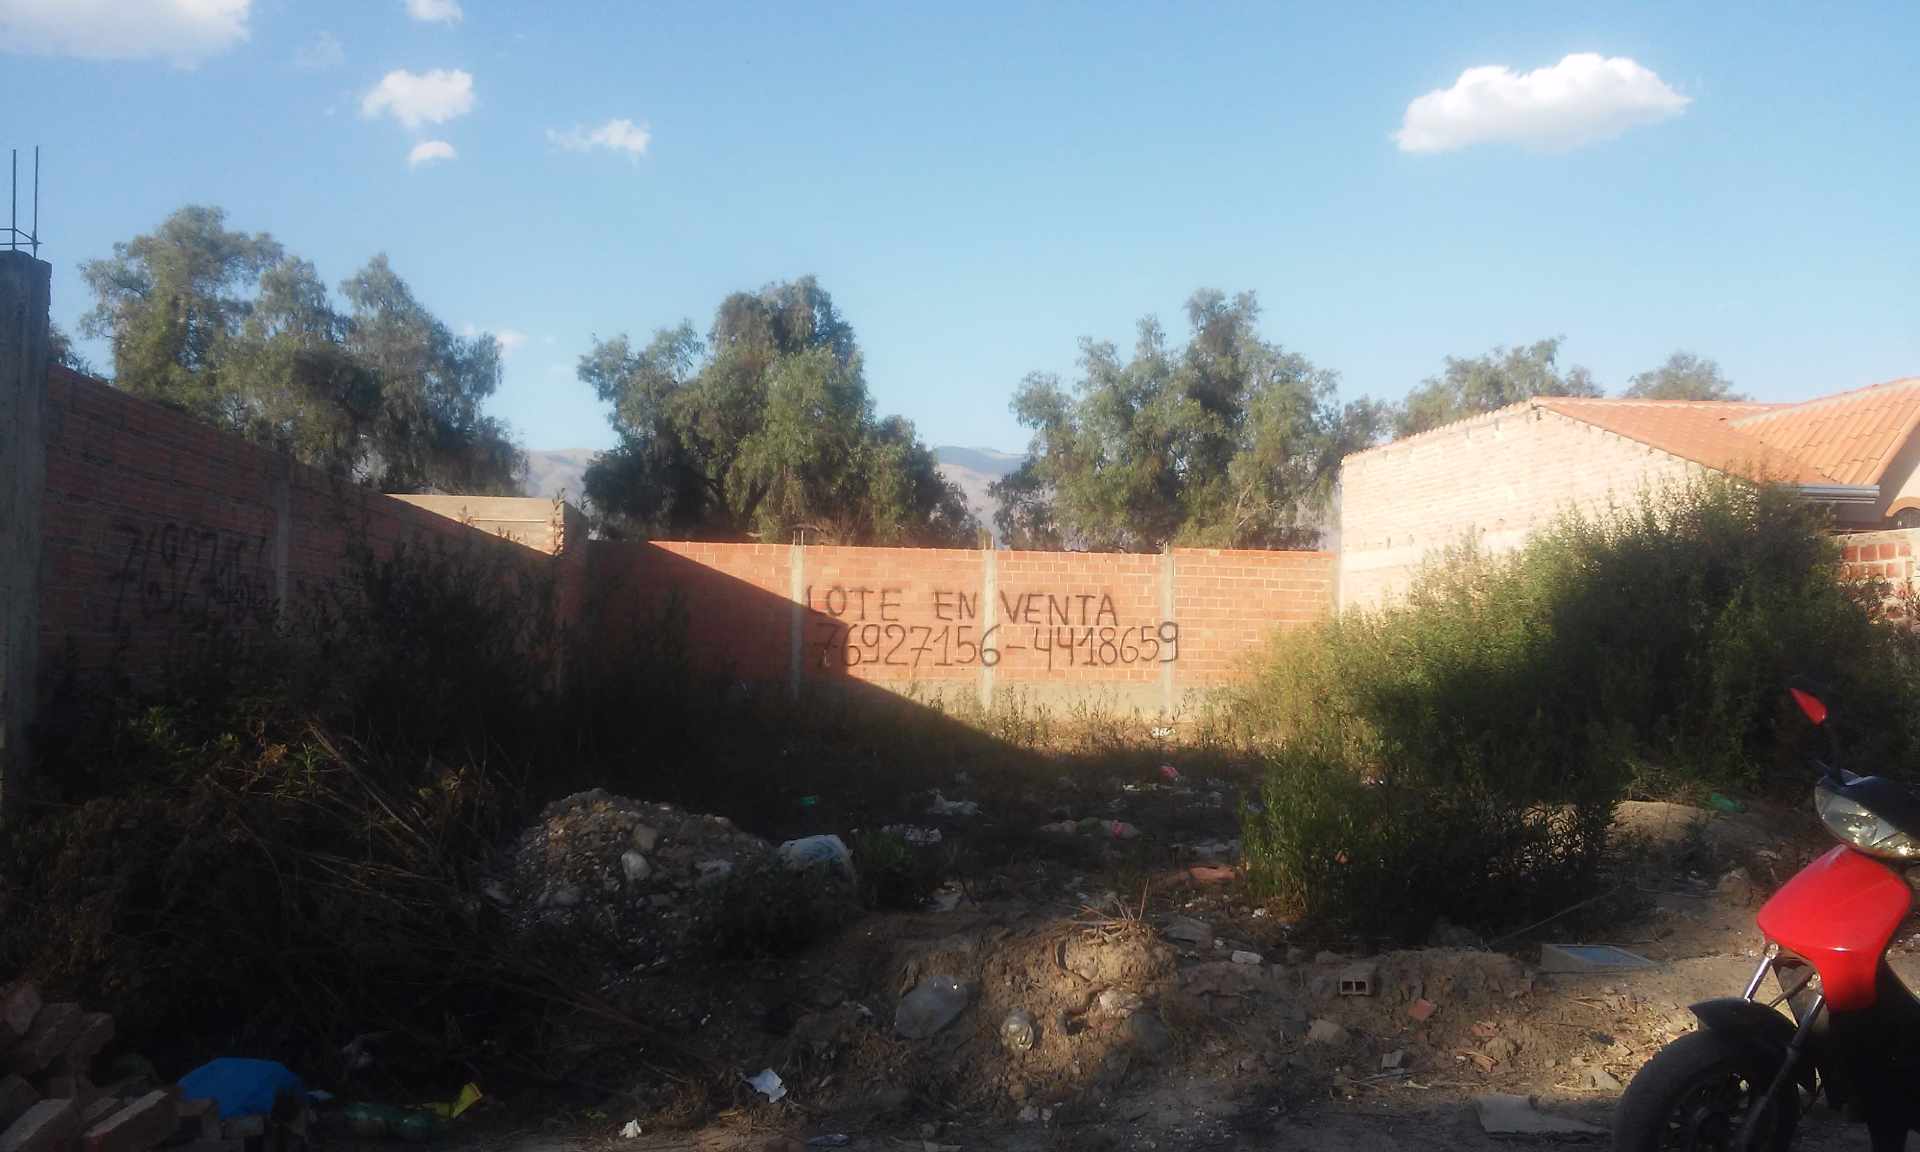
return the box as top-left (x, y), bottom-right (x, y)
top-left (1616, 688), bottom-right (1920, 1151)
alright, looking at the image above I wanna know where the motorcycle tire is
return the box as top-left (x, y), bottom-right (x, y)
top-left (1613, 1030), bottom-right (1801, 1151)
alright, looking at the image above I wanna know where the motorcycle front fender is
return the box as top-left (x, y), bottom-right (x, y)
top-left (1690, 998), bottom-right (1819, 1095)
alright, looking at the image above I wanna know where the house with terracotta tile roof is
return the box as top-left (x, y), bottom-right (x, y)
top-left (1336, 377), bottom-right (1920, 608)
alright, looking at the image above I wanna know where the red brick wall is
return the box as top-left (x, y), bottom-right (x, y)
top-left (37, 367), bottom-right (543, 686)
top-left (34, 366), bottom-right (1335, 708)
top-left (582, 539), bottom-right (1334, 707)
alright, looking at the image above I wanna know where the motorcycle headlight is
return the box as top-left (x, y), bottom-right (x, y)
top-left (1815, 784), bottom-right (1920, 859)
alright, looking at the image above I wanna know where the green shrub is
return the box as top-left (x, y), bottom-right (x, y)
top-left (1235, 479), bottom-right (1920, 940)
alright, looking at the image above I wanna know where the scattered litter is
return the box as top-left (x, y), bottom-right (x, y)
top-left (1159, 764), bottom-right (1181, 781)
top-left (619, 1119), bottom-right (643, 1139)
top-left (1230, 950), bottom-right (1262, 966)
top-left (882, 824), bottom-right (943, 846)
top-left (1474, 1094), bottom-right (1605, 1136)
top-left (777, 834), bottom-right (855, 877)
top-left (1380, 1049), bottom-right (1406, 1070)
top-left (1095, 989), bottom-right (1143, 1018)
top-left (745, 1068), bottom-right (787, 1102)
top-left (895, 976), bottom-right (971, 1039)
top-left (798, 795), bottom-right (819, 809)
top-left (1189, 866), bottom-right (1235, 884)
top-left (1107, 821), bottom-right (1140, 840)
top-left (1151, 725), bottom-right (1174, 739)
top-left (1537, 944), bottom-right (1655, 974)
top-left (1408, 998), bottom-right (1437, 1021)
top-left (1162, 916), bottom-right (1211, 947)
top-left (1000, 1008), bottom-right (1036, 1052)
top-left (420, 1082), bottom-right (483, 1119)
top-left (1587, 1067), bottom-right (1623, 1092)
top-left (1708, 792), bottom-right (1746, 813)
top-left (926, 792), bottom-right (980, 817)
top-left (929, 880), bottom-right (964, 912)
top-left (1337, 961), bottom-right (1378, 997)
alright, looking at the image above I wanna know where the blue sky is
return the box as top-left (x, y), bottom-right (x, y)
top-left (4, 1), bottom-right (1917, 453)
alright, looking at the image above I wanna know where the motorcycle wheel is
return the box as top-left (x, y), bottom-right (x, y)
top-left (1613, 1030), bottom-right (1801, 1151)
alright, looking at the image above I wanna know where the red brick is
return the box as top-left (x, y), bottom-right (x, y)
top-left (81, 1090), bottom-right (175, 1152)
top-left (0, 1099), bottom-right (78, 1152)
top-left (52, 1018), bottom-right (111, 1076)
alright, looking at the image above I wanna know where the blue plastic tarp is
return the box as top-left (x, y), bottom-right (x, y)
top-left (176, 1058), bottom-right (306, 1119)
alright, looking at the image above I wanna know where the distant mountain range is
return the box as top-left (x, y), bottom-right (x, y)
top-left (523, 447), bottom-right (597, 503)
top-left (521, 445), bottom-right (1026, 538)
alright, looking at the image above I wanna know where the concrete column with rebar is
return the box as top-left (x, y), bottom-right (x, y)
top-left (0, 251), bottom-right (51, 821)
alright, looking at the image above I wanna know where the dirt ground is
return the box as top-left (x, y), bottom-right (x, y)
top-left (426, 773), bottom-right (1920, 1152)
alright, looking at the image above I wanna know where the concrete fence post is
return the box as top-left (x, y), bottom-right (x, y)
top-left (979, 548), bottom-right (998, 711)
top-left (1159, 548), bottom-right (1176, 716)
top-left (788, 543), bottom-right (806, 699)
top-left (0, 251), bottom-right (51, 821)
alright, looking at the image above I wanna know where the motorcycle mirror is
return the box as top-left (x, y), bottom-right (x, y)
top-left (1791, 687), bottom-right (1829, 726)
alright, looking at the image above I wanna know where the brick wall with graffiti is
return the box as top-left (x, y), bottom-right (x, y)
top-left (36, 367), bottom-right (553, 686)
top-left (584, 540), bottom-right (1334, 710)
top-left (34, 365), bottom-right (1332, 711)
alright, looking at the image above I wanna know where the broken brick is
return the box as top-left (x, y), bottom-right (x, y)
top-left (82, 1090), bottom-right (176, 1152)
top-left (1408, 998), bottom-right (1437, 1022)
top-left (0, 1078), bottom-right (35, 1130)
top-left (52, 1017), bottom-right (113, 1076)
top-left (0, 991), bottom-right (39, 1044)
top-left (0, 1099), bottom-right (78, 1152)
top-left (5, 1007), bottom-right (82, 1076)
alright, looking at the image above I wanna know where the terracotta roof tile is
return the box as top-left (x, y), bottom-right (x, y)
top-left (1730, 378), bottom-right (1920, 486)
top-left (1534, 398), bottom-right (1835, 485)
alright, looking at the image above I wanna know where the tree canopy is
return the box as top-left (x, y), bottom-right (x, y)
top-left (1393, 337), bottom-right (1601, 437)
top-left (1625, 351), bottom-right (1746, 401)
top-left (580, 277), bottom-right (977, 545)
top-left (79, 205), bottom-right (522, 494)
top-left (991, 290), bottom-right (1383, 552)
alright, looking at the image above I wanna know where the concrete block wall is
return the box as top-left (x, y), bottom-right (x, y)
top-left (1338, 402), bottom-right (1705, 608)
top-left (388, 494), bottom-right (583, 556)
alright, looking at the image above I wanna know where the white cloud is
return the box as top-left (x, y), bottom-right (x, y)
top-left (1395, 53), bottom-right (1689, 154)
top-left (0, 0), bottom-right (251, 65)
top-left (462, 324), bottom-right (528, 354)
top-left (407, 139), bottom-right (456, 168)
top-left (361, 68), bottom-right (474, 129)
top-left (405, 0), bottom-right (463, 24)
top-left (546, 118), bottom-right (651, 160)
top-left (294, 30), bottom-right (342, 71)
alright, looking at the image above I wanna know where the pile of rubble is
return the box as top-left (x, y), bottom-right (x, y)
top-left (499, 789), bottom-right (855, 973)
top-left (0, 983), bottom-right (252, 1152)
